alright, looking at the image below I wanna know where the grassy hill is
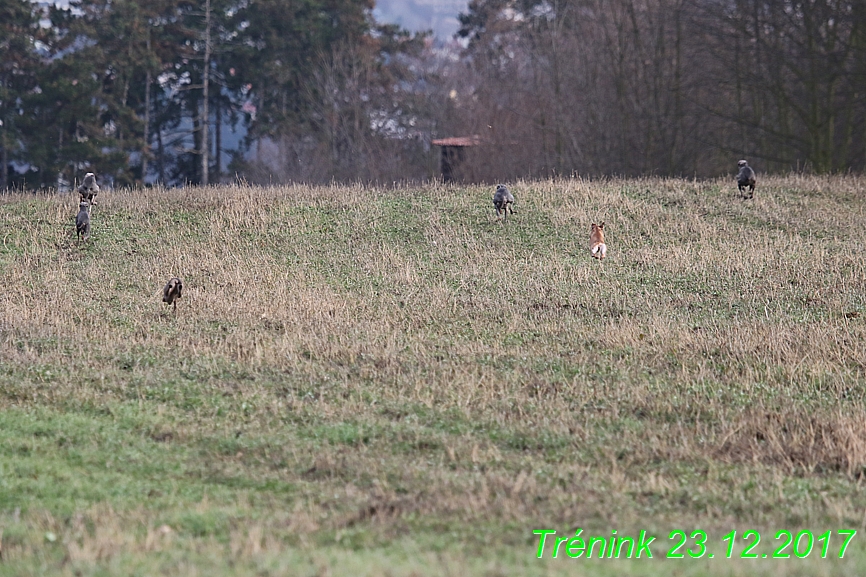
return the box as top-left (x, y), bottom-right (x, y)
top-left (1, 176), bottom-right (865, 575)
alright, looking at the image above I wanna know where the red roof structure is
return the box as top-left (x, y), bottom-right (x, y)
top-left (432, 135), bottom-right (482, 181)
top-left (431, 135), bottom-right (482, 147)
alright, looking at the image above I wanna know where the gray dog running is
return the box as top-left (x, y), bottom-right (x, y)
top-left (76, 201), bottom-right (90, 241)
top-left (493, 184), bottom-right (515, 221)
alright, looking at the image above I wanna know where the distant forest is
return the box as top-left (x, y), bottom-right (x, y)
top-left (1, 0), bottom-right (864, 190)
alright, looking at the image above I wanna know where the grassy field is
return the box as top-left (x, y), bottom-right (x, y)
top-left (1, 175), bottom-right (865, 576)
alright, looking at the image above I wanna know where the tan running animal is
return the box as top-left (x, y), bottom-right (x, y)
top-left (590, 222), bottom-right (607, 260)
top-left (78, 172), bottom-right (100, 205)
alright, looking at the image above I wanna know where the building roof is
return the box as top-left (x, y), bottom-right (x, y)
top-left (431, 135), bottom-right (482, 147)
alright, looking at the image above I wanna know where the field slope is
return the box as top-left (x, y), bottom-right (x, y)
top-left (1, 176), bottom-right (865, 576)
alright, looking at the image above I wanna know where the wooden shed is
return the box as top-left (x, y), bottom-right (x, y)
top-left (431, 135), bottom-right (481, 182)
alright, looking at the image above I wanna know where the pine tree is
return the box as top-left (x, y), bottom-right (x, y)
top-left (0, 0), bottom-right (40, 189)
top-left (226, 0), bottom-right (374, 141)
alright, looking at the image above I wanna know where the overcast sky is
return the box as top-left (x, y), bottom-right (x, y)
top-left (38, 0), bottom-right (469, 41)
top-left (373, 0), bottom-right (469, 40)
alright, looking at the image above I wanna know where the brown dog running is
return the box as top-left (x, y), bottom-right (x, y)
top-left (590, 222), bottom-right (607, 260)
top-left (162, 277), bottom-right (183, 311)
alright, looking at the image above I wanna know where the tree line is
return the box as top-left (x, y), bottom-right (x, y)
top-left (0, 0), bottom-right (430, 189)
top-left (446, 0), bottom-right (866, 180)
top-left (1, 0), bottom-right (864, 190)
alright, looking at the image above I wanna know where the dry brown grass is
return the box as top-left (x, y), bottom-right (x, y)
top-left (0, 175), bottom-right (865, 575)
